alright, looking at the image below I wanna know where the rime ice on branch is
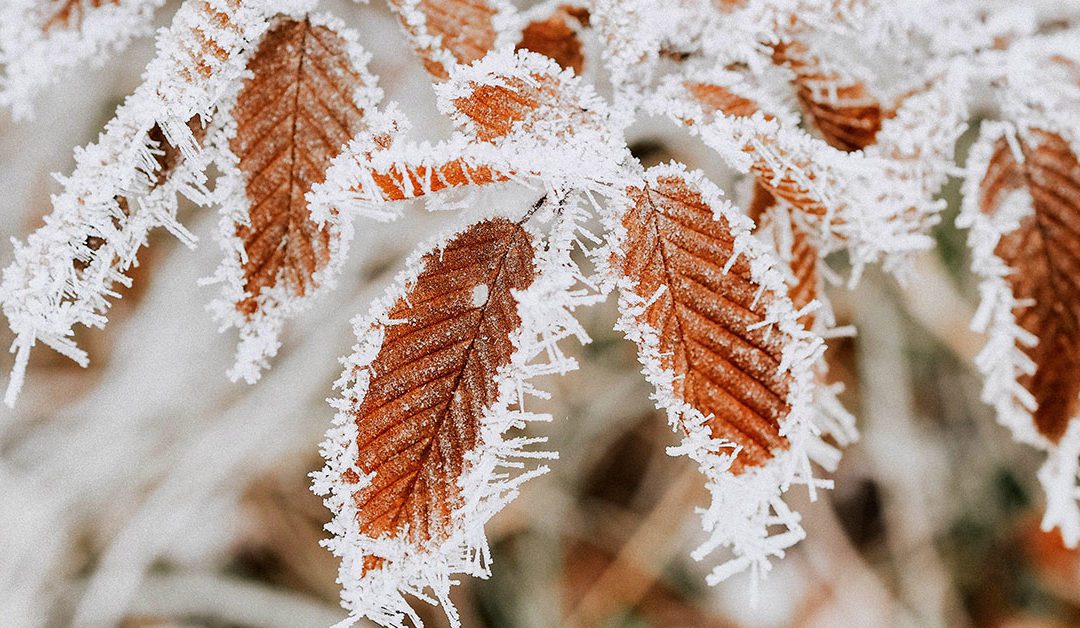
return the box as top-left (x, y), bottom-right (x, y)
top-left (0, 0), bottom-right (308, 406)
top-left (0, 0), bottom-right (164, 119)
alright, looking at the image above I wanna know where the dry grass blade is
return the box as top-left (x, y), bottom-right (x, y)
top-left (619, 173), bottom-right (793, 471)
top-left (346, 218), bottom-right (536, 553)
top-left (230, 16), bottom-right (367, 316)
top-left (988, 130), bottom-right (1080, 441)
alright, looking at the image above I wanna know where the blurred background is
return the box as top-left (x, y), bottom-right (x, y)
top-left (2, 1), bottom-right (1080, 626)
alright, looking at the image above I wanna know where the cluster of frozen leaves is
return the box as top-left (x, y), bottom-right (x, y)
top-left (2, 0), bottom-right (1080, 626)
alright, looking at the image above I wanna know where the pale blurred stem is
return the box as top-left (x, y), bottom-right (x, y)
top-left (790, 488), bottom-right (909, 627)
top-left (894, 251), bottom-right (982, 365)
top-left (561, 466), bottom-right (704, 628)
top-left (853, 271), bottom-right (969, 626)
top-left (72, 572), bottom-right (350, 627)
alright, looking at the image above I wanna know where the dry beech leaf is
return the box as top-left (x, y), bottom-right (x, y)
top-left (772, 40), bottom-right (884, 152)
top-left (979, 137), bottom-right (1026, 214)
top-left (43, 0), bottom-right (119, 32)
top-left (229, 16), bottom-right (367, 316)
top-left (684, 81), bottom-right (760, 119)
top-left (618, 172), bottom-right (793, 471)
top-left (515, 8), bottom-right (586, 75)
top-left (746, 180), bottom-right (777, 222)
top-left (681, 81), bottom-right (831, 217)
top-left (447, 51), bottom-right (605, 146)
top-left (748, 189), bottom-right (819, 330)
top-left (369, 158), bottom-right (509, 202)
top-left (749, 150), bottom-right (830, 217)
top-left (715, 0), bottom-right (748, 12)
top-left (347, 217), bottom-right (535, 549)
top-left (981, 131), bottom-right (1080, 442)
top-left (389, 0), bottom-right (499, 80)
top-left (452, 75), bottom-right (551, 142)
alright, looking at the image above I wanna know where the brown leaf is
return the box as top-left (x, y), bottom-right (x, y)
top-left (42, 0), bottom-right (118, 32)
top-left (453, 76), bottom-right (549, 142)
top-left (979, 138), bottom-right (1025, 214)
top-left (390, 0), bottom-right (498, 80)
top-left (176, 0), bottom-right (248, 84)
top-left (759, 208), bottom-right (820, 331)
top-left (369, 158), bottom-right (510, 202)
top-left (681, 81), bottom-right (831, 218)
top-left (715, 0), bottom-right (748, 12)
top-left (749, 152), bottom-right (830, 217)
top-left (450, 60), bottom-right (598, 146)
top-left (984, 130), bottom-right (1080, 441)
top-left (772, 40), bottom-right (884, 151)
top-left (746, 181), bottom-right (777, 223)
top-left (230, 17), bottom-right (367, 316)
top-left (685, 82), bottom-right (760, 118)
top-left (619, 174), bottom-right (793, 471)
top-left (348, 218), bottom-right (537, 546)
top-left (516, 10), bottom-right (585, 75)
top-left (747, 185), bottom-right (819, 328)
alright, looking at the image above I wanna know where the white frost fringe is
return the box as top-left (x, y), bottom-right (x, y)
top-left (650, 77), bottom-right (945, 285)
top-left (603, 163), bottom-right (840, 593)
top-left (203, 11), bottom-right (384, 384)
top-left (959, 120), bottom-right (1080, 546)
top-left (384, 0), bottom-right (518, 80)
top-left (0, 0), bottom-right (308, 407)
top-left (309, 50), bottom-right (633, 224)
top-left (0, 0), bottom-right (164, 119)
top-left (312, 203), bottom-right (598, 628)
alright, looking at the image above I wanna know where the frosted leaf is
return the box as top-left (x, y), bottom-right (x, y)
top-left (771, 38), bottom-right (885, 151)
top-left (309, 131), bottom-right (513, 222)
top-left (438, 49), bottom-right (630, 188)
top-left (960, 121), bottom-right (1080, 546)
top-left (0, 0), bottom-right (163, 119)
top-left (514, 4), bottom-right (589, 75)
top-left (204, 12), bottom-right (383, 383)
top-left (313, 49), bottom-right (631, 223)
top-left (602, 163), bottom-right (838, 588)
top-left (313, 208), bottom-right (596, 628)
top-left (654, 64), bottom-right (953, 282)
top-left (386, 0), bottom-right (513, 80)
top-left (0, 0), bottom-right (308, 406)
